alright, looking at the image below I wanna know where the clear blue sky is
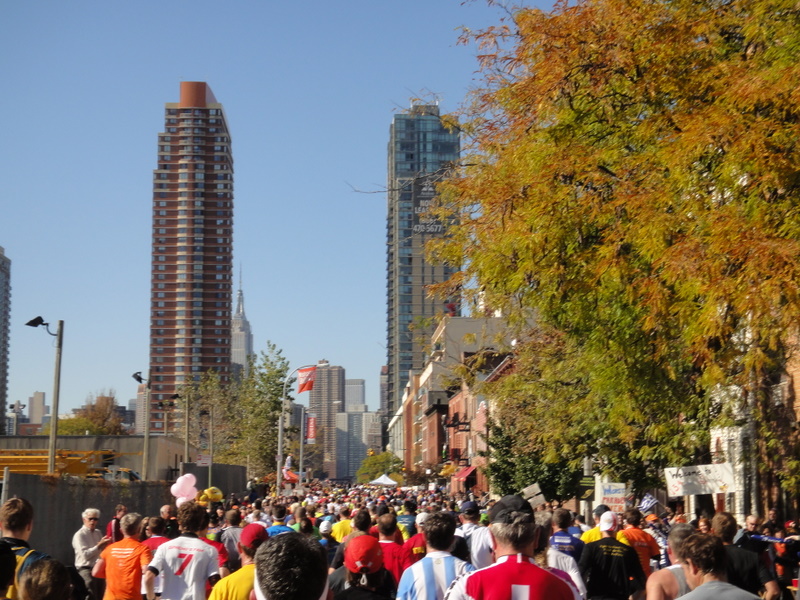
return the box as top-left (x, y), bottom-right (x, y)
top-left (0, 1), bottom-right (541, 415)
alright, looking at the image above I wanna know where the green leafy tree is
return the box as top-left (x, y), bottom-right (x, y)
top-left (237, 342), bottom-right (292, 477)
top-left (430, 0), bottom-right (800, 501)
top-left (43, 416), bottom-right (107, 436)
top-left (356, 452), bottom-right (404, 484)
top-left (173, 341), bottom-right (292, 479)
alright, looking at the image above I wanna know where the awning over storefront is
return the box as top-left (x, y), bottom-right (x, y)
top-left (454, 466), bottom-right (476, 481)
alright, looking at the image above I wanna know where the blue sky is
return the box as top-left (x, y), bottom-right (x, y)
top-left (0, 1), bottom-right (539, 415)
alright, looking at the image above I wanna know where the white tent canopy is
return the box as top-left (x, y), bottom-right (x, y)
top-left (369, 474), bottom-right (397, 486)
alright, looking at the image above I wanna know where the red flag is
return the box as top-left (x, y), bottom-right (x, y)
top-left (297, 366), bottom-right (317, 393)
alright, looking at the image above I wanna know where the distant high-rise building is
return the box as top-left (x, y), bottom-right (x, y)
top-left (379, 365), bottom-right (389, 452)
top-left (379, 365), bottom-right (388, 415)
top-left (336, 409), bottom-right (383, 481)
top-left (385, 103), bottom-right (460, 416)
top-left (135, 384), bottom-right (148, 434)
top-left (231, 275), bottom-right (253, 378)
top-left (308, 360), bottom-right (345, 478)
top-left (0, 247), bottom-right (9, 433)
top-left (27, 391), bottom-right (46, 425)
top-left (345, 379), bottom-right (366, 412)
top-left (148, 82), bottom-right (234, 435)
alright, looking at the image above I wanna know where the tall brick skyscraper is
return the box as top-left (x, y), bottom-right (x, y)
top-left (148, 82), bottom-right (234, 434)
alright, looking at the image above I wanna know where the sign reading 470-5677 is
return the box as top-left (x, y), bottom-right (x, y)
top-left (413, 222), bottom-right (443, 234)
top-left (413, 177), bottom-right (443, 235)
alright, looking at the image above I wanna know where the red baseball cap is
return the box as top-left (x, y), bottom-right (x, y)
top-left (240, 523), bottom-right (268, 549)
top-left (344, 535), bottom-right (383, 574)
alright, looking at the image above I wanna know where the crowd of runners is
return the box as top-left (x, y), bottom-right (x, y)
top-left (0, 483), bottom-right (794, 600)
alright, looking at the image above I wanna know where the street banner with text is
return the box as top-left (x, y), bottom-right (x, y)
top-left (664, 463), bottom-right (735, 496)
top-left (306, 413), bottom-right (317, 445)
top-left (297, 366), bottom-right (317, 393)
top-left (597, 482), bottom-right (626, 513)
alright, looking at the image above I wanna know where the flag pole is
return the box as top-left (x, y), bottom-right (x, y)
top-left (276, 364), bottom-right (317, 495)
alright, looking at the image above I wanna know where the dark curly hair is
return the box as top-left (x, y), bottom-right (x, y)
top-left (255, 532), bottom-right (327, 600)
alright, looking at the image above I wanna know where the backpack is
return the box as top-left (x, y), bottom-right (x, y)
top-left (3, 543), bottom-right (37, 600)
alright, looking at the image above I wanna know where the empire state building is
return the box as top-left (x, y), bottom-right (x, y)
top-left (231, 281), bottom-right (253, 378)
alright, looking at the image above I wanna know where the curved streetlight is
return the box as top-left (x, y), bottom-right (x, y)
top-left (25, 317), bottom-right (63, 474)
top-left (276, 364), bottom-right (316, 493)
top-left (132, 371), bottom-right (150, 480)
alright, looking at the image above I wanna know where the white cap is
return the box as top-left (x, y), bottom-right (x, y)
top-left (599, 511), bottom-right (617, 532)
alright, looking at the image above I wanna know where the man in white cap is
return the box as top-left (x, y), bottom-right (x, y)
top-left (579, 511), bottom-right (645, 600)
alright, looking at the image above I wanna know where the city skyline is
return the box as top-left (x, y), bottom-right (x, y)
top-left (0, 1), bottom-right (543, 416)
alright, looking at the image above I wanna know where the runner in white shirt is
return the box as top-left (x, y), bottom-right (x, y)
top-left (144, 501), bottom-right (220, 600)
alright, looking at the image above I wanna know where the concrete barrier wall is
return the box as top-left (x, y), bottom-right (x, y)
top-left (5, 472), bottom-right (173, 565)
top-left (3, 466), bottom-right (248, 566)
top-left (181, 463), bottom-right (248, 497)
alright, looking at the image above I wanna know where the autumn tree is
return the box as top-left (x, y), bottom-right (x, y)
top-left (431, 0), bottom-right (800, 498)
top-left (46, 391), bottom-right (129, 435)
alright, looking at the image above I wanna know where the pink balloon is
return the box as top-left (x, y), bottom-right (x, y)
top-left (187, 486), bottom-right (198, 499)
top-left (170, 482), bottom-right (183, 498)
top-left (174, 475), bottom-right (195, 498)
top-left (176, 497), bottom-right (187, 507)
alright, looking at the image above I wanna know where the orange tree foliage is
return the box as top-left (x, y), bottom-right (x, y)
top-left (76, 393), bottom-right (128, 435)
top-left (431, 0), bottom-right (800, 492)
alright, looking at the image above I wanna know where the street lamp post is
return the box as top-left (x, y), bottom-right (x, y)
top-left (200, 407), bottom-right (214, 488)
top-left (132, 371), bottom-right (150, 481)
top-left (209, 406), bottom-right (213, 488)
top-left (184, 392), bottom-right (190, 468)
top-left (25, 317), bottom-right (63, 474)
top-left (276, 364), bottom-right (316, 494)
top-left (158, 395), bottom-right (177, 436)
top-left (298, 405), bottom-right (306, 486)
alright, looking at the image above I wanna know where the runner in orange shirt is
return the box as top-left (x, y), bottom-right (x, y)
top-left (93, 512), bottom-right (152, 600)
top-left (622, 508), bottom-right (661, 577)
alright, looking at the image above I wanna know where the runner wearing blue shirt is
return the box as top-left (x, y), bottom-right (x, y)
top-left (549, 508), bottom-right (585, 562)
top-left (397, 512), bottom-right (474, 600)
top-left (266, 505), bottom-right (293, 537)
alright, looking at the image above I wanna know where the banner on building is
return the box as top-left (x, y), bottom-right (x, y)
top-left (664, 462), bottom-right (735, 497)
top-left (306, 413), bottom-right (317, 445)
top-left (297, 366), bottom-right (317, 393)
top-left (597, 482), bottom-right (627, 513)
